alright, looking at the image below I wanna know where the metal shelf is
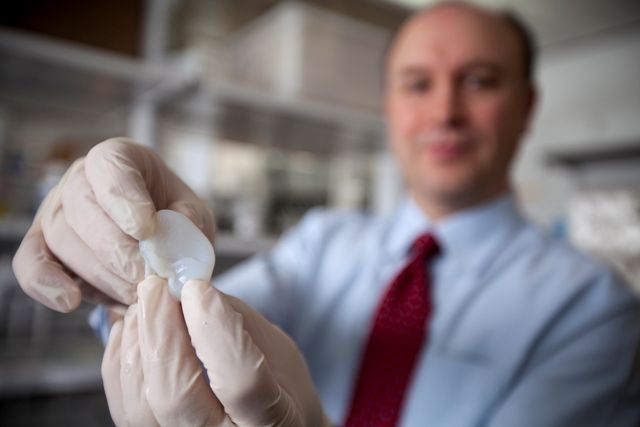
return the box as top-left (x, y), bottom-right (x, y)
top-left (0, 26), bottom-right (385, 155)
top-left (0, 27), bottom-right (198, 116)
top-left (546, 140), bottom-right (640, 168)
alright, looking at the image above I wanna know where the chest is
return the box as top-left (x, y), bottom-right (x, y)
top-left (291, 245), bottom-right (554, 424)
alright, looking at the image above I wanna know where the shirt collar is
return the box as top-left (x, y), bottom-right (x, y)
top-left (384, 192), bottom-right (525, 272)
top-left (385, 196), bottom-right (432, 260)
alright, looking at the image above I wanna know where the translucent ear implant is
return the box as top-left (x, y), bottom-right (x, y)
top-left (139, 209), bottom-right (215, 299)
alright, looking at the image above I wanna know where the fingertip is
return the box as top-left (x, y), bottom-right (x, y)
top-left (107, 318), bottom-right (124, 344)
top-left (137, 275), bottom-right (166, 296)
top-left (123, 303), bottom-right (139, 325)
top-left (127, 205), bottom-right (157, 240)
top-left (181, 279), bottom-right (213, 301)
top-left (103, 318), bottom-right (124, 371)
top-left (181, 281), bottom-right (222, 332)
top-left (13, 227), bottom-right (82, 313)
top-left (102, 319), bottom-right (123, 380)
top-left (57, 287), bottom-right (82, 313)
top-left (29, 274), bottom-right (82, 313)
top-left (110, 200), bottom-right (157, 241)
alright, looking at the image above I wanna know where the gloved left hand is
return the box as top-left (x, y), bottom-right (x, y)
top-left (102, 276), bottom-right (331, 427)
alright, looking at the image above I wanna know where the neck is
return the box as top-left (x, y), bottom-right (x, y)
top-left (412, 185), bottom-right (510, 222)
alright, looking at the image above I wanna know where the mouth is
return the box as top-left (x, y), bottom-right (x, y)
top-left (415, 131), bottom-right (473, 162)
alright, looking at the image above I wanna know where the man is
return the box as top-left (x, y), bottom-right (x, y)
top-left (12, 2), bottom-right (640, 426)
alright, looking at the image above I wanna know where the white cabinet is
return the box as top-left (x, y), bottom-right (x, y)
top-left (226, 2), bottom-right (390, 112)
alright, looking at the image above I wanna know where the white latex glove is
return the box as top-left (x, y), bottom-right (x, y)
top-left (102, 276), bottom-right (331, 427)
top-left (11, 137), bottom-right (215, 312)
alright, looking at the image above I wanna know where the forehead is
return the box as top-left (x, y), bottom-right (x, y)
top-left (389, 5), bottom-right (522, 73)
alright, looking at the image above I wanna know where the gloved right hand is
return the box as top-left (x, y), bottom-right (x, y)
top-left (102, 277), bottom-right (332, 427)
top-left (11, 137), bottom-right (215, 312)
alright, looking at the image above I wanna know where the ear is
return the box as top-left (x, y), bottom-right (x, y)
top-left (527, 84), bottom-right (539, 122)
top-left (522, 84), bottom-right (538, 133)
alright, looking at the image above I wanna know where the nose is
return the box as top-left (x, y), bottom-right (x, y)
top-left (427, 81), bottom-right (464, 128)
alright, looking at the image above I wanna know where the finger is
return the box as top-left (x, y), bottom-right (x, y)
top-left (84, 138), bottom-right (157, 240)
top-left (61, 158), bottom-right (144, 284)
top-left (85, 138), bottom-right (205, 241)
top-left (12, 183), bottom-right (82, 313)
top-left (224, 295), bottom-right (323, 426)
top-left (119, 305), bottom-right (159, 426)
top-left (181, 280), bottom-right (291, 426)
top-left (40, 195), bottom-right (136, 305)
top-left (12, 221), bottom-right (81, 313)
top-left (137, 276), bottom-right (228, 426)
top-left (167, 199), bottom-right (216, 245)
top-left (107, 304), bottom-right (127, 325)
top-left (102, 320), bottom-right (126, 425)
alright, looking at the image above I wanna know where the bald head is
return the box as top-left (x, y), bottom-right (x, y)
top-left (387, 2), bottom-right (536, 84)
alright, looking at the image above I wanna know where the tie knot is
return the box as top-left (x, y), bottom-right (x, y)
top-left (411, 233), bottom-right (440, 260)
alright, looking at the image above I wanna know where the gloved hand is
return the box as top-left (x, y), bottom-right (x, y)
top-left (11, 137), bottom-right (215, 312)
top-left (102, 276), bottom-right (331, 427)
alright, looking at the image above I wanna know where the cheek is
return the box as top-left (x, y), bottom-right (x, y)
top-left (470, 100), bottom-right (524, 169)
top-left (388, 100), bottom-right (420, 141)
top-left (470, 101), bottom-right (512, 157)
top-left (387, 104), bottom-right (416, 165)
top-left (473, 94), bottom-right (529, 141)
top-left (471, 101), bottom-right (506, 138)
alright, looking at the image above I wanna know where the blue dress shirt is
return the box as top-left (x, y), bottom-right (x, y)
top-left (216, 193), bottom-right (640, 427)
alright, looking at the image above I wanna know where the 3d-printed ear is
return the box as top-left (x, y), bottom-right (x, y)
top-left (139, 210), bottom-right (215, 299)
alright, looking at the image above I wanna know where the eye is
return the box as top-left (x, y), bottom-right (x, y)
top-left (462, 72), bottom-right (499, 90)
top-left (402, 77), bottom-right (431, 95)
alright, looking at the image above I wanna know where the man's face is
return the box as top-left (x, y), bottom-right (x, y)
top-left (385, 5), bottom-right (535, 215)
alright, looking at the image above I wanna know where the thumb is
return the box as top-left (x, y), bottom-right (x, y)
top-left (137, 277), bottom-right (228, 426)
top-left (181, 280), bottom-right (300, 426)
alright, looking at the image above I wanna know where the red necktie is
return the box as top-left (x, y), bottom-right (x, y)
top-left (345, 233), bottom-right (440, 427)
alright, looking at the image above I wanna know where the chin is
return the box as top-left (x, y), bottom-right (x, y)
top-left (418, 176), bottom-right (486, 209)
top-left (425, 173), bottom-right (477, 195)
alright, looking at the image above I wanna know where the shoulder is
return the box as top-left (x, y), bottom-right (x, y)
top-left (505, 221), bottom-right (639, 315)
top-left (516, 224), bottom-right (613, 281)
top-left (516, 225), bottom-right (603, 272)
top-left (284, 206), bottom-right (388, 248)
top-left (485, 222), bottom-right (640, 371)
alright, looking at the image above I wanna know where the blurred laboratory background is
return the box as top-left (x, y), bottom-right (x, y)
top-left (0, 0), bottom-right (639, 425)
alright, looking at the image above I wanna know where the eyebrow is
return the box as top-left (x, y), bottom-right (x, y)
top-left (396, 60), bottom-right (504, 77)
top-left (460, 61), bottom-right (503, 74)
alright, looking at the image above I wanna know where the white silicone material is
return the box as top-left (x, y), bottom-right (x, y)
top-left (139, 209), bottom-right (215, 299)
